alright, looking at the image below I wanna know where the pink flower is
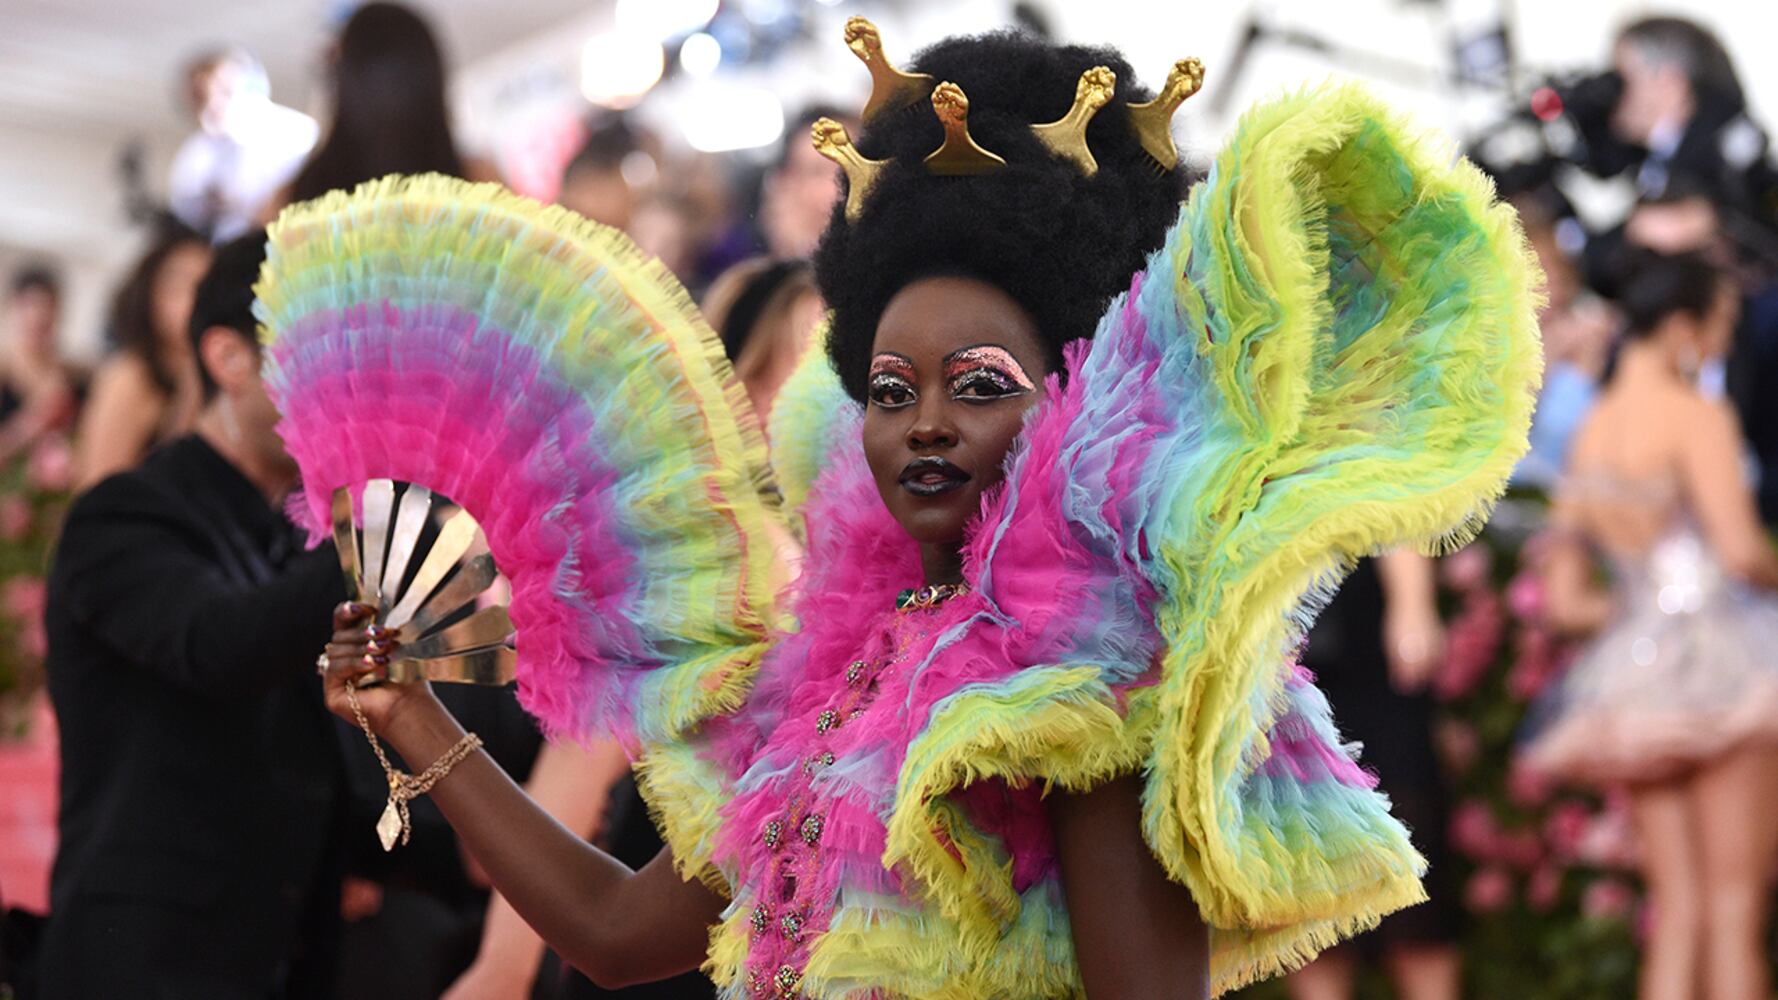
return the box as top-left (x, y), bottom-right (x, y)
top-left (3, 577), bottom-right (46, 620)
top-left (0, 496), bottom-right (30, 541)
top-left (1506, 628), bottom-right (1560, 702)
top-left (1527, 864), bottom-right (1563, 912)
top-left (18, 616), bottom-right (45, 660)
top-left (1575, 802), bottom-right (1639, 869)
top-left (1582, 878), bottom-right (1635, 921)
top-left (1507, 763), bottom-right (1553, 809)
top-left (26, 437), bottom-right (72, 492)
top-left (1506, 571), bottom-right (1546, 621)
top-left (1436, 593), bottom-right (1505, 701)
top-left (1499, 829), bottom-right (1547, 870)
top-left (1544, 801), bottom-right (1593, 863)
top-left (1441, 544), bottom-right (1494, 593)
top-left (1450, 800), bottom-right (1499, 858)
top-left (1465, 867), bottom-right (1514, 914)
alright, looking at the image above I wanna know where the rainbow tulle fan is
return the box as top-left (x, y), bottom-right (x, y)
top-left (255, 174), bottom-right (784, 746)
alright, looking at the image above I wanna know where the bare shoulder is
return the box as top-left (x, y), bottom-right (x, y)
top-left (89, 354), bottom-right (158, 402)
top-left (1672, 391), bottom-right (1743, 446)
top-left (1564, 401), bottom-right (1614, 469)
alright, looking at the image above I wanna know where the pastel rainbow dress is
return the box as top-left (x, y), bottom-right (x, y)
top-left (255, 85), bottom-right (1542, 998)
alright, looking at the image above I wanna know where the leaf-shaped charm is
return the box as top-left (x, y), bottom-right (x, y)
top-left (376, 799), bottom-right (402, 852)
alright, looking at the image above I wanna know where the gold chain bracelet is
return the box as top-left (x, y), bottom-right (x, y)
top-left (344, 678), bottom-right (484, 851)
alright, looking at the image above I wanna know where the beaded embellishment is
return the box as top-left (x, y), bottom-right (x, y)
top-left (894, 582), bottom-right (969, 612)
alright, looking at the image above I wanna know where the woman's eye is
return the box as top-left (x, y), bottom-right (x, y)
top-left (951, 370), bottom-right (1019, 399)
top-left (869, 377), bottom-right (915, 408)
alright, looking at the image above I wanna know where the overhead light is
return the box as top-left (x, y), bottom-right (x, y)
top-left (616, 0), bottom-right (718, 41)
top-left (683, 85), bottom-right (785, 153)
top-left (580, 30), bottom-right (665, 109)
top-left (679, 32), bottom-right (722, 77)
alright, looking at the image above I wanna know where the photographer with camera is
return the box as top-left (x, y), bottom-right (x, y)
top-left (1481, 17), bottom-right (1777, 287)
top-left (1568, 18), bottom-right (1774, 239)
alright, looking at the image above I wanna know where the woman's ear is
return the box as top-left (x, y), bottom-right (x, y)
top-left (197, 326), bottom-right (255, 394)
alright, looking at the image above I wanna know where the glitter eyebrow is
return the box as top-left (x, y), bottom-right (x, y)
top-left (869, 353), bottom-right (916, 379)
top-left (942, 344), bottom-right (1036, 392)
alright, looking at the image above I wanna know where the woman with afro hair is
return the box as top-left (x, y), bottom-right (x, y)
top-left (282, 18), bottom-right (1543, 1000)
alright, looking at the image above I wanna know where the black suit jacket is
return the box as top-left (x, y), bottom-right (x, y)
top-left (36, 436), bottom-right (346, 999)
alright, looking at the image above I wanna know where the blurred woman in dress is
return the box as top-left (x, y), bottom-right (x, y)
top-left (0, 267), bottom-right (76, 464)
top-left (1523, 250), bottom-right (1778, 1000)
top-left (73, 224), bottom-right (210, 489)
top-left (267, 1), bottom-right (497, 216)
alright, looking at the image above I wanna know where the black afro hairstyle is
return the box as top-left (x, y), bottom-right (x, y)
top-left (813, 29), bottom-right (1193, 402)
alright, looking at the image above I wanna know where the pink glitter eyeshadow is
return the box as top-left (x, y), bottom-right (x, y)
top-left (869, 353), bottom-right (916, 379)
top-left (944, 345), bottom-right (1035, 392)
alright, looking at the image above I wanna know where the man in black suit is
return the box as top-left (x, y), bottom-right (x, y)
top-left (34, 232), bottom-right (347, 998)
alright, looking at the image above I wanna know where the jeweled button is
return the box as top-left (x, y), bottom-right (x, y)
top-left (774, 964), bottom-right (801, 995)
top-left (763, 819), bottom-right (783, 850)
top-left (799, 813), bottom-right (824, 845)
top-left (802, 750), bottom-right (836, 776)
top-left (751, 903), bottom-right (771, 933)
top-left (846, 660), bottom-right (867, 685)
top-left (816, 709), bottom-right (840, 734)
top-left (780, 911), bottom-right (803, 940)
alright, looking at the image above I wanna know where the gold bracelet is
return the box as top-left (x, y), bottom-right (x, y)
top-left (344, 678), bottom-right (484, 852)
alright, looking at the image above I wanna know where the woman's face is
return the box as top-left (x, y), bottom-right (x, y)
top-left (862, 275), bottom-right (1049, 547)
top-left (1611, 41), bottom-right (1692, 147)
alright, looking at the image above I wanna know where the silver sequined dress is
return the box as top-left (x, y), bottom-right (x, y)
top-left (1523, 517), bottom-right (1778, 783)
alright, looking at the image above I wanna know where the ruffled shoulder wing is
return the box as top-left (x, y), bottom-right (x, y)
top-left (765, 324), bottom-right (859, 535)
top-left (916, 83), bottom-right (1540, 991)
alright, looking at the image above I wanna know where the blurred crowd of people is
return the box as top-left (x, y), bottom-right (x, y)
top-left (4, 4), bottom-right (1778, 999)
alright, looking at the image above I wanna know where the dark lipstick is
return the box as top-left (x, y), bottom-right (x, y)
top-left (899, 456), bottom-right (970, 497)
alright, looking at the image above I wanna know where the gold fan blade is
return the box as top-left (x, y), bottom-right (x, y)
top-left (394, 604), bottom-right (513, 661)
top-left (392, 551), bottom-right (499, 645)
top-left (380, 485), bottom-right (433, 601)
top-left (383, 645), bottom-right (516, 685)
top-left (384, 508), bottom-right (481, 629)
top-left (331, 488), bottom-right (364, 604)
top-left (359, 479), bottom-right (397, 607)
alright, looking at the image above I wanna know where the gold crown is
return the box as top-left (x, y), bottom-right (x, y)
top-left (813, 18), bottom-right (1203, 220)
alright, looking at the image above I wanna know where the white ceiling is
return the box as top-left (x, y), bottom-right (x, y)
top-left (0, 0), bottom-right (601, 256)
top-left (7, 0), bottom-right (1778, 359)
top-left (0, 0), bottom-right (610, 356)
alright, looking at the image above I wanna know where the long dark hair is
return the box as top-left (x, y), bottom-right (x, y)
top-left (110, 221), bottom-right (208, 396)
top-left (289, 2), bottom-right (465, 202)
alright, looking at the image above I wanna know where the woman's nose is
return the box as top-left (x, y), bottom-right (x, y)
top-left (906, 397), bottom-right (957, 451)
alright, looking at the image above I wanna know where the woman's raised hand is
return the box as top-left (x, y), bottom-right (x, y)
top-left (320, 601), bottom-right (445, 736)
